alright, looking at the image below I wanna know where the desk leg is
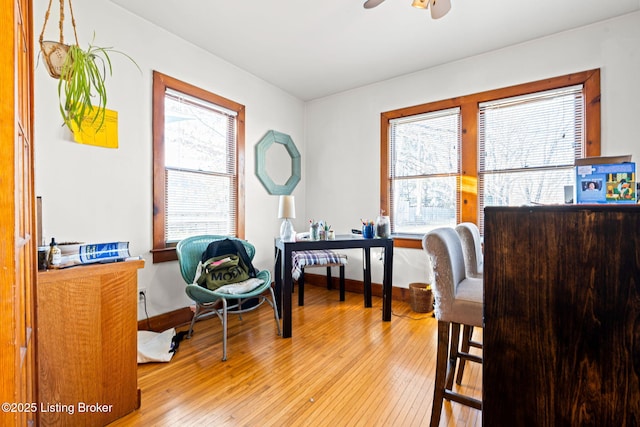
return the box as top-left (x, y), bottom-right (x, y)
top-left (363, 247), bottom-right (372, 308)
top-left (382, 242), bottom-right (393, 321)
top-left (274, 247), bottom-right (282, 318)
top-left (282, 248), bottom-right (293, 338)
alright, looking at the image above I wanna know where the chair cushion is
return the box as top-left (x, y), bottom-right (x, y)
top-left (439, 277), bottom-right (483, 327)
top-left (292, 250), bottom-right (348, 280)
top-left (216, 278), bottom-right (265, 294)
top-left (185, 270), bottom-right (272, 303)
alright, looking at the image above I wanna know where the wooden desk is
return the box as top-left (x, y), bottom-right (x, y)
top-left (37, 260), bottom-right (144, 426)
top-left (483, 205), bottom-right (640, 425)
top-left (274, 236), bottom-right (393, 338)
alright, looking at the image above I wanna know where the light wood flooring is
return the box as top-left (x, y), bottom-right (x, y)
top-left (109, 285), bottom-right (482, 426)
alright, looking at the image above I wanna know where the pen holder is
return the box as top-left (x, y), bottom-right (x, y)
top-left (362, 224), bottom-right (375, 239)
top-left (310, 224), bottom-right (319, 240)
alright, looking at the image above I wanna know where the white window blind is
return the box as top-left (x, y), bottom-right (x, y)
top-left (478, 85), bottom-right (585, 232)
top-left (389, 107), bottom-right (461, 235)
top-left (163, 89), bottom-right (238, 243)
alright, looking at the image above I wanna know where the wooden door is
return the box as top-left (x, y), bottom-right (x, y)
top-left (0, 0), bottom-right (37, 425)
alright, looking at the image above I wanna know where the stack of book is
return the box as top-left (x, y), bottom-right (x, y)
top-left (56, 242), bottom-right (137, 268)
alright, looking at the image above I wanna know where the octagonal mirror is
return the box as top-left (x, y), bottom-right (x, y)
top-left (255, 130), bottom-right (301, 195)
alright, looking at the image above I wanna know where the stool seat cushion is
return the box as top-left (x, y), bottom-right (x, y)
top-left (446, 277), bottom-right (483, 327)
top-left (292, 250), bottom-right (348, 280)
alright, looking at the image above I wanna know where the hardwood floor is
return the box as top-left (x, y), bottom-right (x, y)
top-left (110, 285), bottom-right (482, 426)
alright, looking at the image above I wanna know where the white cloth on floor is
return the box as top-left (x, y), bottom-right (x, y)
top-left (137, 328), bottom-right (176, 364)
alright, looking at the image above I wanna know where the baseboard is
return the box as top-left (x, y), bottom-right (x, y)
top-left (138, 306), bottom-right (194, 332)
top-left (138, 275), bottom-right (414, 332)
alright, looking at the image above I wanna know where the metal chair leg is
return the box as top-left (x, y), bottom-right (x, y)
top-left (188, 304), bottom-right (200, 338)
top-left (268, 286), bottom-right (282, 336)
top-left (221, 299), bottom-right (228, 361)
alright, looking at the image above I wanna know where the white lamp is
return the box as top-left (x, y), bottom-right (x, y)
top-left (278, 195), bottom-right (296, 242)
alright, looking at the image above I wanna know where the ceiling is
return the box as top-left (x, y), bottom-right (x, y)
top-left (110, 0), bottom-right (640, 101)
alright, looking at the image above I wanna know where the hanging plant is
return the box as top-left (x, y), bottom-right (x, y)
top-left (39, 0), bottom-right (139, 132)
top-left (57, 37), bottom-right (139, 131)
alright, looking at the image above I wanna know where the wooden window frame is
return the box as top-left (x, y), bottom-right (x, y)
top-left (381, 69), bottom-right (601, 249)
top-left (151, 71), bottom-right (245, 263)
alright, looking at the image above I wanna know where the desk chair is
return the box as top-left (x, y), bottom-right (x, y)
top-left (177, 235), bottom-right (281, 361)
top-left (423, 227), bottom-right (483, 427)
top-left (292, 250), bottom-right (347, 306)
top-left (454, 222), bottom-right (484, 384)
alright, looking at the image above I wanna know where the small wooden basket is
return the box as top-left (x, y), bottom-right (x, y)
top-left (409, 282), bottom-right (434, 313)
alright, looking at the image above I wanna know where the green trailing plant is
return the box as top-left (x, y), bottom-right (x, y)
top-left (57, 36), bottom-right (140, 132)
top-left (40, 0), bottom-right (139, 132)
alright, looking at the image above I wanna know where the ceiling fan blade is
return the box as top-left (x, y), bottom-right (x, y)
top-left (363, 0), bottom-right (386, 9)
top-left (430, 0), bottom-right (451, 19)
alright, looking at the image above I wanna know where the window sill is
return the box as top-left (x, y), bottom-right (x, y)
top-left (390, 234), bottom-right (424, 249)
top-left (151, 247), bottom-right (177, 263)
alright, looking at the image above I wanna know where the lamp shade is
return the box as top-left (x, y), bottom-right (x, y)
top-left (278, 195), bottom-right (296, 219)
top-left (430, 0), bottom-right (451, 19)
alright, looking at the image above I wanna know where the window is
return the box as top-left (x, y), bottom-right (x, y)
top-left (152, 71), bottom-right (245, 262)
top-left (388, 108), bottom-right (461, 234)
top-left (478, 85), bottom-right (585, 231)
top-left (381, 70), bottom-right (600, 249)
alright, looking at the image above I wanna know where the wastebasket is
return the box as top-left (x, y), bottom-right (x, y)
top-left (409, 282), bottom-right (434, 313)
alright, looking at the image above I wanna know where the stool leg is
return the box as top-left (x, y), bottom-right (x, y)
top-left (339, 265), bottom-right (345, 301)
top-left (430, 320), bottom-right (450, 427)
top-left (326, 266), bottom-right (332, 289)
top-left (298, 269), bottom-right (305, 306)
top-left (456, 325), bottom-right (473, 385)
top-left (446, 322), bottom-right (461, 391)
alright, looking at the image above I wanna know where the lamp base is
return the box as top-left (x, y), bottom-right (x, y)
top-left (280, 218), bottom-right (296, 242)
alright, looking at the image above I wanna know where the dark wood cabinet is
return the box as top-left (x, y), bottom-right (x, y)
top-left (483, 205), bottom-right (640, 426)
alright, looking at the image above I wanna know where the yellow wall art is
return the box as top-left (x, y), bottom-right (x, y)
top-left (71, 107), bottom-right (119, 149)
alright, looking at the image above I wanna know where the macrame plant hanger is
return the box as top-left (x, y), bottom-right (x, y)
top-left (39, 0), bottom-right (80, 79)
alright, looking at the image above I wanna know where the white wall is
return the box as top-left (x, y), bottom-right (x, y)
top-left (33, 0), bottom-right (306, 319)
top-left (305, 12), bottom-right (640, 289)
top-left (34, 3), bottom-right (640, 319)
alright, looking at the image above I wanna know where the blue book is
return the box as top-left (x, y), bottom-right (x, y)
top-left (78, 242), bottom-right (131, 264)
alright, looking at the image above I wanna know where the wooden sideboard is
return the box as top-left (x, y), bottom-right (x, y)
top-left (37, 260), bottom-right (144, 426)
top-left (483, 205), bottom-right (640, 426)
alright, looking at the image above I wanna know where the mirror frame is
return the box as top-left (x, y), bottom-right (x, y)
top-left (255, 130), bottom-right (301, 195)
